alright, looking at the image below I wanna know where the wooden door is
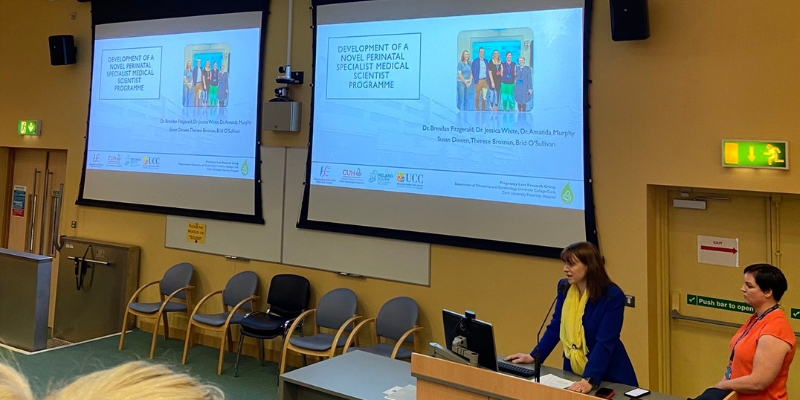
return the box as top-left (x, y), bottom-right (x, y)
top-left (5, 148), bottom-right (68, 327)
top-left (667, 190), bottom-right (769, 398)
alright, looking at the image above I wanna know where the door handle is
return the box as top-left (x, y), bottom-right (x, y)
top-left (50, 183), bottom-right (64, 255)
top-left (38, 170), bottom-right (52, 255)
top-left (27, 169), bottom-right (40, 253)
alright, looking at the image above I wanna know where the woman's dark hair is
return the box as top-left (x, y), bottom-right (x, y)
top-left (560, 242), bottom-right (613, 302)
top-left (743, 263), bottom-right (788, 301)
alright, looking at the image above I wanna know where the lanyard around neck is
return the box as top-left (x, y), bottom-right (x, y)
top-left (729, 303), bottom-right (780, 362)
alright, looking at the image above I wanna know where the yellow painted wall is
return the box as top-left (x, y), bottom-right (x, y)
top-left (2, 0), bottom-right (800, 388)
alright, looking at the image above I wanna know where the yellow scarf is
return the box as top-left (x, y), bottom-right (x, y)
top-left (560, 285), bottom-right (589, 375)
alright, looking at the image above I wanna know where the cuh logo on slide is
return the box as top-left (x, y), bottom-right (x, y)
top-left (342, 168), bottom-right (362, 177)
top-left (319, 166), bottom-right (330, 177)
top-left (561, 182), bottom-right (574, 205)
top-left (397, 172), bottom-right (405, 183)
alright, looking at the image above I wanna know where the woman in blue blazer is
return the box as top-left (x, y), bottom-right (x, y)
top-left (505, 242), bottom-right (637, 393)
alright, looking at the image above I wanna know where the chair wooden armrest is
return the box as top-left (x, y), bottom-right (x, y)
top-left (330, 315), bottom-right (361, 356)
top-left (284, 308), bottom-right (316, 344)
top-left (187, 290), bottom-right (223, 320)
top-left (392, 326), bottom-right (423, 358)
top-left (184, 285), bottom-right (195, 310)
top-left (343, 317), bottom-right (376, 353)
top-left (155, 285), bottom-right (194, 315)
top-left (223, 295), bottom-right (260, 325)
top-left (125, 280), bottom-right (160, 308)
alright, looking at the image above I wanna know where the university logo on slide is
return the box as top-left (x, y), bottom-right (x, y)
top-left (397, 172), bottom-right (405, 183)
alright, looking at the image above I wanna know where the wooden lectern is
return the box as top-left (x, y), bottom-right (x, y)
top-left (411, 353), bottom-right (738, 400)
top-left (411, 353), bottom-right (595, 400)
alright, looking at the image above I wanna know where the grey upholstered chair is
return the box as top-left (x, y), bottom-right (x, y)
top-left (343, 296), bottom-right (422, 359)
top-left (119, 262), bottom-right (194, 359)
top-left (279, 288), bottom-right (360, 374)
top-left (182, 270), bottom-right (259, 375)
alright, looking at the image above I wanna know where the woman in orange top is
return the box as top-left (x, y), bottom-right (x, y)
top-left (714, 263), bottom-right (795, 400)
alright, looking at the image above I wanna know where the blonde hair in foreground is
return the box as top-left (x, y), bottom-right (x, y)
top-left (0, 361), bottom-right (224, 400)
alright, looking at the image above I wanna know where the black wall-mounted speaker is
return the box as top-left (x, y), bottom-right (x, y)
top-left (49, 35), bottom-right (77, 66)
top-left (610, 0), bottom-right (650, 41)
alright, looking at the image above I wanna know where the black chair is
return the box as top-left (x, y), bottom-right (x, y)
top-left (234, 274), bottom-right (311, 377)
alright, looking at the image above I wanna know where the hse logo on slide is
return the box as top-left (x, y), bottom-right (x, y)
top-left (314, 165), bottom-right (337, 185)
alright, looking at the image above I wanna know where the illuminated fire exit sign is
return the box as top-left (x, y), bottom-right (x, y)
top-left (722, 140), bottom-right (788, 169)
top-left (17, 120), bottom-right (41, 136)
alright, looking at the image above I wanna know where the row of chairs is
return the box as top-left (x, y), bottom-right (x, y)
top-left (117, 263), bottom-right (422, 376)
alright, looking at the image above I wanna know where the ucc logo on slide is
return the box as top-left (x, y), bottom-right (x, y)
top-left (141, 156), bottom-right (160, 169)
top-left (396, 172), bottom-right (423, 188)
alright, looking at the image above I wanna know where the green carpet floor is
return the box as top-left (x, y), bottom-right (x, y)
top-left (0, 330), bottom-right (279, 400)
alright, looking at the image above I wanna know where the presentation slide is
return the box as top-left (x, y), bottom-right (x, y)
top-left (313, 8), bottom-right (582, 209)
top-left (304, 0), bottom-right (590, 251)
top-left (81, 12), bottom-right (263, 218)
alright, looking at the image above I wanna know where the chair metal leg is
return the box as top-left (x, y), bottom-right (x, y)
top-left (118, 311), bottom-right (130, 350)
top-left (234, 331), bottom-right (245, 377)
top-left (258, 339), bottom-right (265, 366)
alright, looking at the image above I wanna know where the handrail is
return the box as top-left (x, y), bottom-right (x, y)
top-left (671, 309), bottom-right (800, 338)
top-left (67, 256), bottom-right (110, 266)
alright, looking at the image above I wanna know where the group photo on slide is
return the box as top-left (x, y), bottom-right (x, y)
top-left (183, 44), bottom-right (231, 108)
top-left (457, 36), bottom-right (533, 112)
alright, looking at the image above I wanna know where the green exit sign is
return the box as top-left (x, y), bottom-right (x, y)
top-left (17, 120), bottom-right (41, 136)
top-left (722, 140), bottom-right (788, 169)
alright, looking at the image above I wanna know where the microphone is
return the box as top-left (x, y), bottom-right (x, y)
top-left (533, 281), bottom-right (567, 382)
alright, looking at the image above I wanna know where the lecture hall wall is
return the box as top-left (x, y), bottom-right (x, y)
top-left (1, 0), bottom-right (799, 387)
